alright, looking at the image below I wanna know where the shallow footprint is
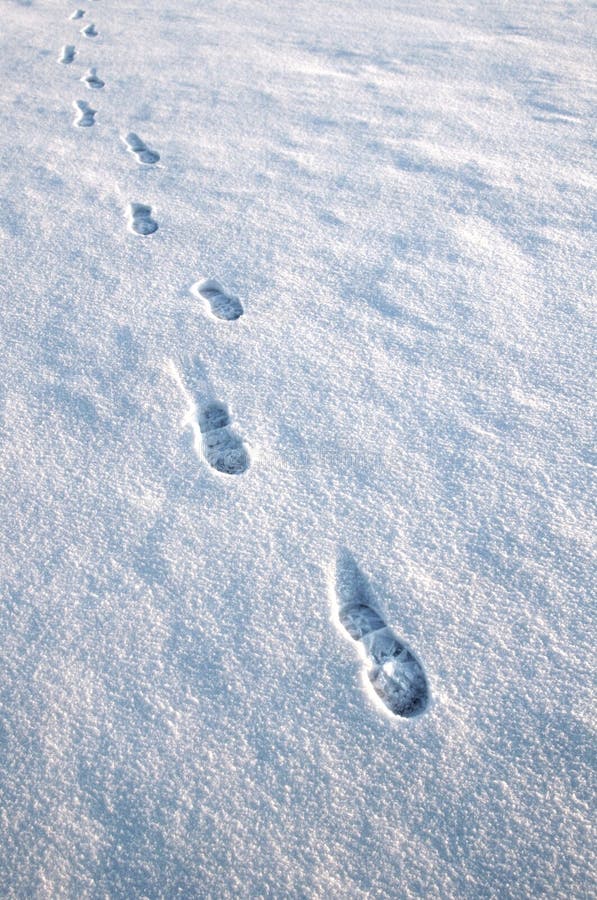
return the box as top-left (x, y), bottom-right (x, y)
top-left (81, 67), bottom-right (104, 89)
top-left (123, 132), bottom-right (160, 165)
top-left (191, 277), bottom-right (244, 321)
top-left (58, 45), bottom-right (76, 64)
top-left (73, 100), bottom-right (96, 127)
top-left (127, 202), bottom-right (158, 235)
top-left (334, 549), bottom-right (428, 718)
top-left (70, 9), bottom-right (85, 18)
top-left (81, 23), bottom-right (98, 37)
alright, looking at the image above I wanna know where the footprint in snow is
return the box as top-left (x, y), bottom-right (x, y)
top-left (169, 359), bottom-right (250, 476)
top-left (70, 9), bottom-right (85, 19)
top-left (123, 132), bottom-right (160, 165)
top-left (81, 67), bottom-right (104, 89)
top-left (73, 100), bottom-right (96, 127)
top-left (191, 277), bottom-right (244, 321)
top-left (127, 203), bottom-right (158, 235)
top-left (333, 549), bottom-right (428, 718)
top-left (81, 23), bottom-right (98, 37)
top-left (199, 402), bottom-right (250, 475)
top-left (58, 45), bottom-right (76, 64)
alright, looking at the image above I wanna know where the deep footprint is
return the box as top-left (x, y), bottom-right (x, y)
top-left (169, 359), bottom-right (250, 476)
top-left (123, 132), bottom-right (160, 165)
top-left (199, 401), bottom-right (249, 475)
top-left (81, 67), bottom-right (104, 89)
top-left (58, 45), bottom-right (76, 64)
top-left (70, 9), bottom-right (85, 19)
top-left (334, 550), bottom-right (428, 718)
top-left (191, 278), bottom-right (244, 321)
top-left (73, 100), bottom-right (96, 127)
top-left (81, 23), bottom-right (98, 37)
top-left (127, 203), bottom-right (158, 235)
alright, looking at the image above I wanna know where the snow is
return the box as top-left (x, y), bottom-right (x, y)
top-left (0, 0), bottom-right (594, 896)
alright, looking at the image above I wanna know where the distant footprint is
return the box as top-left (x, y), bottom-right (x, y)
top-left (191, 278), bottom-right (244, 321)
top-left (169, 359), bottom-right (250, 476)
top-left (333, 550), bottom-right (428, 718)
top-left (127, 203), bottom-right (158, 235)
top-left (123, 132), bottom-right (160, 165)
top-left (73, 100), bottom-right (96, 127)
top-left (58, 45), bottom-right (76, 64)
top-left (81, 23), bottom-right (98, 37)
top-left (70, 9), bottom-right (85, 19)
top-left (81, 67), bottom-right (104, 89)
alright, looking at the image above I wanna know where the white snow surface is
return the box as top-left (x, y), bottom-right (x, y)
top-left (0, 0), bottom-right (595, 896)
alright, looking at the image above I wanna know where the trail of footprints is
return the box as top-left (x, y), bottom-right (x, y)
top-left (55, 2), bottom-right (429, 722)
top-left (59, 3), bottom-right (247, 474)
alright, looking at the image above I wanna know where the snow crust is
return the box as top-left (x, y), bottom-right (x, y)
top-left (0, 0), bottom-right (594, 896)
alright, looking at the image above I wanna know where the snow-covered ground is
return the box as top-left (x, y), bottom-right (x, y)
top-left (0, 0), bottom-right (594, 895)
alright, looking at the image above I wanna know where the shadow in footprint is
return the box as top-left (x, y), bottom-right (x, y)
top-left (81, 67), bottom-right (104, 89)
top-left (191, 278), bottom-right (244, 321)
top-left (70, 8), bottom-right (85, 19)
top-left (199, 402), bottom-right (250, 475)
top-left (127, 203), bottom-right (158, 235)
top-left (334, 549), bottom-right (428, 718)
top-left (58, 45), bottom-right (76, 64)
top-left (73, 100), bottom-right (96, 127)
top-left (169, 357), bottom-right (249, 476)
top-left (81, 23), bottom-right (98, 37)
top-left (123, 132), bottom-right (160, 165)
